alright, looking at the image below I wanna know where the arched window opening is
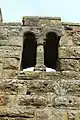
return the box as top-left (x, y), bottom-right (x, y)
top-left (21, 31), bottom-right (37, 70)
top-left (44, 32), bottom-right (60, 70)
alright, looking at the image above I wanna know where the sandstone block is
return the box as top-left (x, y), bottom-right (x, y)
top-left (60, 79), bottom-right (80, 96)
top-left (72, 31), bottom-right (80, 45)
top-left (2, 69), bottom-right (17, 78)
top-left (0, 106), bottom-right (35, 117)
top-left (0, 36), bottom-right (22, 46)
top-left (59, 46), bottom-right (80, 58)
top-left (60, 59), bottom-right (79, 71)
top-left (55, 96), bottom-right (80, 109)
top-left (3, 58), bottom-right (19, 70)
top-left (0, 46), bottom-right (21, 58)
top-left (18, 71), bottom-right (80, 80)
top-left (0, 79), bottom-right (27, 95)
top-left (35, 108), bottom-right (62, 120)
top-left (60, 35), bottom-right (73, 46)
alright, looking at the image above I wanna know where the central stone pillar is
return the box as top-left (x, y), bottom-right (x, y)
top-left (34, 37), bottom-right (46, 71)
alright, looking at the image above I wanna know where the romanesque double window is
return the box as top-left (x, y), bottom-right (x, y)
top-left (20, 31), bottom-right (60, 71)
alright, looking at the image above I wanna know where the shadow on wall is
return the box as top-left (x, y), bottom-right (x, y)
top-left (44, 32), bottom-right (60, 70)
top-left (20, 31), bottom-right (37, 70)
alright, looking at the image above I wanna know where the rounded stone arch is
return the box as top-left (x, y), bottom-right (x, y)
top-left (20, 31), bottom-right (37, 70)
top-left (44, 31), bottom-right (61, 70)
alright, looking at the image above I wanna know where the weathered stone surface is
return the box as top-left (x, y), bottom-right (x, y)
top-left (1, 78), bottom-right (80, 96)
top-left (0, 79), bottom-right (27, 95)
top-left (59, 46), bottom-right (80, 58)
top-left (18, 95), bottom-right (48, 107)
top-left (60, 79), bottom-right (80, 96)
top-left (0, 17), bottom-right (80, 119)
top-left (55, 96), bottom-right (80, 109)
top-left (2, 69), bottom-right (17, 78)
top-left (60, 35), bottom-right (73, 46)
top-left (23, 16), bottom-right (61, 26)
top-left (0, 106), bottom-right (35, 117)
top-left (60, 59), bottom-right (79, 71)
top-left (0, 36), bottom-right (22, 46)
top-left (0, 46), bottom-right (21, 58)
top-left (72, 31), bottom-right (80, 45)
top-left (3, 58), bottom-right (19, 70)
top-left (0, 27), bottom-right (8, 39)
top-left (0, 26), bottom-right (22, 38)
top-left (18, 71), bottom-right (80, 80)
top-left (35, 108), bottom-right (62, 120)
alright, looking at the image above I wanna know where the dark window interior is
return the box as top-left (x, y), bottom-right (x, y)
top-left (44, 32), bottom-right (60, 70)
top-left (21, 31), bottom-right (36, 70)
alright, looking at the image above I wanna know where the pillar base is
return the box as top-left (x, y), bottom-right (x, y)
top-left (34, 64), bottom-right (46, 71)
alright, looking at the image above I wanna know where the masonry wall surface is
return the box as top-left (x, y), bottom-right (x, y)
top-left (0, 17), bottom-right (80, 119)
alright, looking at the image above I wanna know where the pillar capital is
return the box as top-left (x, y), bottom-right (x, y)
top-left (37, 37), bottom-right (45, 45)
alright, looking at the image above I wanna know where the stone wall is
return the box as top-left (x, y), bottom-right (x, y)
top-left (0, 18), bottom-right (80, 78)
top-left (0, 25), bottom-right (22, 78)
top-left (0, 72), bottom-right (80, 119)
top-left (59, 22), bottom-right (80, 72)
top-left (0, 16), bottom-right (80, 119)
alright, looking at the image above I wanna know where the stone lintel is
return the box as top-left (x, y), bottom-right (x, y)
top-left (22, 16), bottom-right (61, 20)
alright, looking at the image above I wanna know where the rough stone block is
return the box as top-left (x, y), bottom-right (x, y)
top-left (0, 46), bottom-right (21, 58)
top-left (2, 26), bottom-right (22, 37)
top-left (18, 95), bottom-right (47, 107)
top-left (60, 35), bottom-right (73, 46)
top-left (23, 16), bottom-right (61, 26)
top-left (0, 36), bottom-right (22, 46)
top-left (0, 94), bottom-right (55, 108)
top-left (59, 46), bottom-right (80, 58)
top-left (60, 79), bottom-right (80, 96)
top-left (18, 71), bottom-right (80, 80)
top-left (2, 69), bottom-right (17, 78)
top-left (0, 106), bottom-right (35, 117)
top-left (0, 79), bottom-right (27, 95)
top-left (0, 27), bottom-right (8, 40)
top-left (60, 59), bottom-right (79, 71)
top-left (35, 108), bottom-right (62, 120)
top-left (55, 96), bottom-right (80, 109)
top-left (73, 31), bottom-right (80, 45)
top-left (3, 58), bottom-right (19, 70)
top-left (0, 79), bottom-right (57, 95)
